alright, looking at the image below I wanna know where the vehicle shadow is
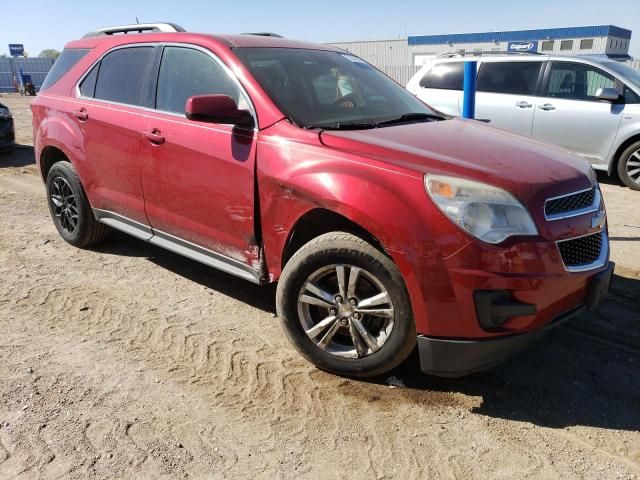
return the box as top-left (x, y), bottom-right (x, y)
top-left (0, 145), bottom-right (35, 168)
top-left (89, 230), bottom-right (277, 314)
top-left (596, 170), bottom-right (624, 187)
top-left (384, 272), bottom-right (640, 432)
top-left (90, 231), bottom-right (639, 432)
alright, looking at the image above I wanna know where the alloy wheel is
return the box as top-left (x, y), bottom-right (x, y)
top-left (626, 149), bottom-right (640, 185)
top-left (50, 176), bottom-right (79, 234)
top-left (297, 264), bottom-right (395, 359)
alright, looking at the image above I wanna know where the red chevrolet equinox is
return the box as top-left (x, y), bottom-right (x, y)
top-left (32, 24), bottom-right (613, 378)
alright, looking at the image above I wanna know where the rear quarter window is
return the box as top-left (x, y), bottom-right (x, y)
top-left (419, 62), bottom-right (464, 90)
top-left (40, 49), bottom-right (89, 91)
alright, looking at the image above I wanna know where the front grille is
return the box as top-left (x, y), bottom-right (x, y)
top-left (545, 188), bottom-right (596, 218)
top-left (558, 231), bottom-right (603, 268)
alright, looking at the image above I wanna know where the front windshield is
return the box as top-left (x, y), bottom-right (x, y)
top-left (602, 61), bottom-right (640, 89)
top-left (235, 47), bottom-right (440, 128)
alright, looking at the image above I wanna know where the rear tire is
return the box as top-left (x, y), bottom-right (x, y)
top-left (276, 232), bottom-right (416, 378)
top-left (46, 161), bottom-right (110, 247)
top-left (617, 141), bottom-right (640, 191)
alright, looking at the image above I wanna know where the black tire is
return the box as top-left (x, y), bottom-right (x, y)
top-left (617, 141), bottom-right (640, 191)
top-left (276, 232), bottom-right (416, 378)
top-left (45, 161), bottom-right (110, 247)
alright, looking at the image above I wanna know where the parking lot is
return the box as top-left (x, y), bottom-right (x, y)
top-left (0, 93), bottom-right (639, 479)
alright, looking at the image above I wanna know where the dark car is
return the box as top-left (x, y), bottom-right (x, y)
top-left (0, 102), bottom-right (16, 153)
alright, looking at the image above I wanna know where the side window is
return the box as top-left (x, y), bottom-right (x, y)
top-left (94, 47), bottom-right (155, 107)
top-left (156, 47), bottom-right (243, 114)
top-left (419, 62), bottom-right (464, 90)
top-left (547, 62), bottom-right (617, 101)
top-left (79, 64), bottom-right (99, 97)
top-left (41, 49), bottom-right (89, 91)
top-left (477, 62), bottom-right (542, 95)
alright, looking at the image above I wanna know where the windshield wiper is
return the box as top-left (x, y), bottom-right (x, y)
top-left (306, 122), bottom-right (377, 130)
top-left (374, 112), bottom-right (446, 127)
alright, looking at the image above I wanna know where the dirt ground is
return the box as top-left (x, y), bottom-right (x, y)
top-left (0, 93), bottom-right (639, 479)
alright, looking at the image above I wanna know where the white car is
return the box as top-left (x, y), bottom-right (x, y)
top-left (407, 54), bottom-right (640, 190)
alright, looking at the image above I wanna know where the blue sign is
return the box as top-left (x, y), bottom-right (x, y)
top-left (9, 44), bottom-right (24, 57)
top-left (507, 41), bottom-right (538, 53)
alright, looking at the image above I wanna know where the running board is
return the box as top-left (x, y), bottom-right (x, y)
top-left (93, 209), bottom-right (261, 284)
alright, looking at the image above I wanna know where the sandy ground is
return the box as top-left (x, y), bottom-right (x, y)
top-left (0, 93), bottom-right (639, 479)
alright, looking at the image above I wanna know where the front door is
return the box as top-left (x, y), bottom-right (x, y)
top-left (140, 45), bottom-right (258, 267)
top-left (532, 61), bottom-right (624, 166)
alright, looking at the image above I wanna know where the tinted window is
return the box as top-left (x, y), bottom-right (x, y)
top-left (547, 62), bottom-right (617, 101)
top-left (79, 64), bottom-right (98, 97)
top-left (40, 49), bottom-right (89, 90)
top-left (477, 62), bottom-right (542, 95)
top-left (94, 47), bottom-right (155, 106)
top-left (156, 47), bottom-right (242, 114)
top-left (419, 62), bottom-right (464, 90)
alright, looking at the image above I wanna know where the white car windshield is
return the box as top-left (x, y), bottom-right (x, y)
top-left (603, 61), bottom-right (640, 90)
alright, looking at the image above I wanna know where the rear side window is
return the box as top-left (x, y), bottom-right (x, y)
top-left (40, 49), bottom-right (89, 91)
top-left (94, 47), bottom-right (155, 107)
top-left (156, 47), bottom-right (242, 114)
top-left (419, 62), bottom-right (464, 90)
top-left (477, 62), bottom-right (542, 95)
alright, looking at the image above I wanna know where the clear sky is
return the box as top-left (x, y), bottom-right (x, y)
top-left (1, 0), bottom-right (639, 57)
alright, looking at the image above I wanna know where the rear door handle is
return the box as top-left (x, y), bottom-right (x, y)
top-left (143, 129), bottom-right (165, 145)
top-left (538, 103), bottom-right (556, 111)
top-left (515, 101), bottom-right (533, 109)
top-left (73, 108), bottom-right (88, 121)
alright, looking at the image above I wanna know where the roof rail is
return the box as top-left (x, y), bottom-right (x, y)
top-left (242, 32), bottom-right (284, 38)
top-left (438, 50), bottom-right (545, 58)
top-left (83, 23), bottom-right (186, 38)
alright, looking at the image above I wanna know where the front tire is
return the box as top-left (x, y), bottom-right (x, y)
top-left (46, 161), bottom-right (110, 247)
top-left (617, 141), bottom-right (640, 191)
top-left (276, 232), bottom-right (416, 377)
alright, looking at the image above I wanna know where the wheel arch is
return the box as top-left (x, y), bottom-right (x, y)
top-left (281, 208), bottom-right (386, 269)
top-left (610, 132), bottom-right (640, 175)
top-left (40, 145), bottom-right (70, 181)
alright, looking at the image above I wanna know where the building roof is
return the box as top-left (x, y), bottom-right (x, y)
top-left (408, 25), bottom-right (632, 46)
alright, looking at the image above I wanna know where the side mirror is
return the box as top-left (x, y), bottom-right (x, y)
top-left (595, 87), bottom-right (620, 102)
top-left (185, 94), bottom-right (253, 126)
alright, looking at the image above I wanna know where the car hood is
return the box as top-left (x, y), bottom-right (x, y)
top-left (319, 118), bottom-right (595, 206)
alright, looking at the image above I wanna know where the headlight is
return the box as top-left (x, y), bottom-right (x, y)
top-left (0, 107), bottom-right (11, 119)
top-left (425, 174), bottom-right (538, 244)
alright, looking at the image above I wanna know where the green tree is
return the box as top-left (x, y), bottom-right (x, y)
top-left (39, 49), bottom-right (60, 60)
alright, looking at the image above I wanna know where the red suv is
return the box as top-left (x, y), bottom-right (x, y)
top-left (32, 24), bottom-right (613, 378)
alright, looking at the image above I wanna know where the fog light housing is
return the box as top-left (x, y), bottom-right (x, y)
top-left (474, 290), bottom-right (536, 331)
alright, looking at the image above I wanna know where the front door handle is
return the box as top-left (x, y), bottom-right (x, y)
top-left (538, 103), bottom-right (556, 111)
top-left (143, 129), bottom-right (165, 145)
top-left (515, 101), bottom-right (533, 108)
top-left (73, 108), bottom-right (88, 121)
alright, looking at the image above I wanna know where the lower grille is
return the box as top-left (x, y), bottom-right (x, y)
top-left (557, 231), bottom-right (603, 269)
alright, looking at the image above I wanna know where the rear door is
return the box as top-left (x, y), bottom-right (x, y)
top-left (140, 45), bottom-right (258, 267)
top-left (412, 61), bottom-right (464, 116)
top-left (475, 60), bottom-right (544, 136)
top-left (531, 61), bottom-right (624, 165)
top-left (76, 45), bottom-right (157, 231)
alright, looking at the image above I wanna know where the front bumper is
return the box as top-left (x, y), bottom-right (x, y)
top-left (0, 120), bottom-right (15, 151)
top-left (417, 261), bottom-right (614, 377)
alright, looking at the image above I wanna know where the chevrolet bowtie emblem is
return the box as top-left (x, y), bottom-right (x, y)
top-left (591, 210), bottom-right (606, 229)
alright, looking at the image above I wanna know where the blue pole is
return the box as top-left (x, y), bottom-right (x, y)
top-left (462, 61), bottom-right (477, 119)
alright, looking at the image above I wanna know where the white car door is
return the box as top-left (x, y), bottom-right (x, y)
top-left (474, 60), bottom-right (545, 136)
top-left (409, 61), bottom-right (464, 116)
top-left (531, 61), bottom-right (623, 166)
